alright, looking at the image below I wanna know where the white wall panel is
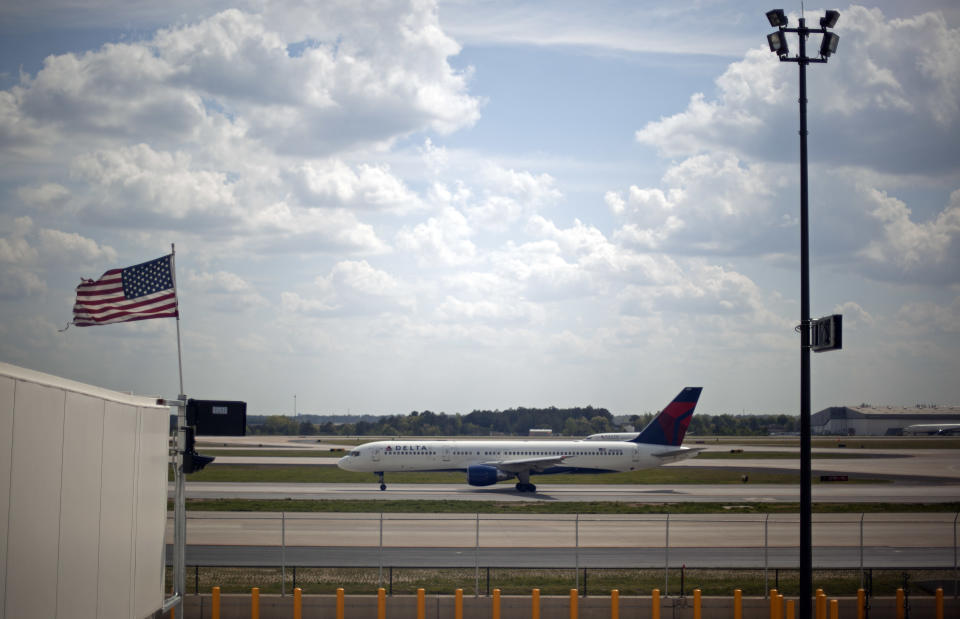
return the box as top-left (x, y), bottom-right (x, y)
top-left (134, 408), bottom-right (168, 618)
top-left (57, 392), bottom-right (105, 619)
top-left (5, 380), bottom-right (65, 619)
top-left (98, 401), bottom-right (137, 619)
top-left (0, 376), bottom-right (14, 619)
top-left (1, 363), bottom-right (170, 619)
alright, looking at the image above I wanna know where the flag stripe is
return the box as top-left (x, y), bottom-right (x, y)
top-left (71, 255), bottom-right (178, 327)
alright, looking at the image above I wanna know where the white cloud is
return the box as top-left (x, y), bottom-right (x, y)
top-left (858, 187), bottom-right (960, 283)
top-left (282, 259), bottom-right (415, 317)
top-left (396, 206), bottom-right (476, 266)
top-left (185, 269), bottom-right (267, 312)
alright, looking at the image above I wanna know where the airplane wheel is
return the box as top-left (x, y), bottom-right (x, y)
top-left (380, 483), bottom-right (387, 491)
top-left (528, 483), bottom-right (536, 493)
top-left (515, 482), bottom-right (523, 492)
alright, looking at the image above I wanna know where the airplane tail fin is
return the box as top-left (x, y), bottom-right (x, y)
top-left (632, 387), bottom-right (703, 446)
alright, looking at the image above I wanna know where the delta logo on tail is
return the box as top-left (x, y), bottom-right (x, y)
top-left (633, 387), bottom-right (703, 446)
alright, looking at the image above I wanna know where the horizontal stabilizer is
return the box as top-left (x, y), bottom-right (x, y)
top-left (653, 446), bottom-right (705, 464)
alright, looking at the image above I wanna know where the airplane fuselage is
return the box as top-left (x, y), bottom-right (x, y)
top-left (337, 438), bottom-right (695, 475)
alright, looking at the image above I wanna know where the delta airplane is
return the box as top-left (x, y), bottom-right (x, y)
top-left (337, 387), bottom-right (703, 492)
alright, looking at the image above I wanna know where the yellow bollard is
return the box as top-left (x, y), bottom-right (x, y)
top-left (936, 587), bottom-right (943, 619)
top-left (770, 589), bottom-right (779, 619)
top-left (212, 586), bottom-right (220, 619)
top-left (611, 589), bottom-right (619, 619)
top-left (857, 589), bottom-right (865, 619)
top-left (532, 588), bottom-right (540, 619)
top-left (570, 589), bottom-right (578, 619)
top-left (251, 587), bottom-right (260, 619)
top-left (493, 588), bottom-right (501, 619)
top-left (816, 590), bottom-right (826, 619)
top-left (734, 589), bottom-right (743, 619)
top-left (456, 588), bottom-right (463, 619)
top-left (830, 599), bottom-right (838, 619)
top-left (294, 588), bottom-right (302, 619)
top-left (693, 589), bottom-right (701, 619)
top-left (336, 588), bottom-right (345, 619)
top-left (777, 593), bottom-right (784, 619)
top-left (417, 588), bottom-right (425, 619)
top-left (896, 588), bottom-right (904, 619)
top-left (786, 599), bottom-right (795, 619)
top-left (652, 588), bottom-right (660, 619)
top-left (378, 587), bottom-right (386, 619)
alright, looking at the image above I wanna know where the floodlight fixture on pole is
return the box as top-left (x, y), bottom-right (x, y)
top-left (765, 8), bottom-right (840, 619)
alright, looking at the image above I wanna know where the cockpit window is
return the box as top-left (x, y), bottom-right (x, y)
top-left (349, 450), bottom-right (360, 457)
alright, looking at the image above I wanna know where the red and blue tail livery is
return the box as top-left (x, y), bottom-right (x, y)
top-left (633, 387), bottom-right (702, 446)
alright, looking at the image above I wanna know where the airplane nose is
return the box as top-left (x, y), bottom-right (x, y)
top-left (337, 455), bottom-right (352, 470)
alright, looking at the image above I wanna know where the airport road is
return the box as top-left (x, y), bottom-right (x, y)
top-left (179, 481), bottom-right (960, 503)
top-left (166, 513), bottom-right (958, 569)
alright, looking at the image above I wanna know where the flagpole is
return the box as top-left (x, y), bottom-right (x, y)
top-left (171, 243), bottom-right (186, 618)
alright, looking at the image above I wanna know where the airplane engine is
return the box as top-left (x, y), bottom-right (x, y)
top-left (467, 464), bottom-right (513, 486)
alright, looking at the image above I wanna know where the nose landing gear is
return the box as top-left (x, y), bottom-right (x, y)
top-left (377, 471), bottom-right (386, 491)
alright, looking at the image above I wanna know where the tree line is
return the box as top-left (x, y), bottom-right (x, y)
top-left (246, 409), bottom-right (799, 437)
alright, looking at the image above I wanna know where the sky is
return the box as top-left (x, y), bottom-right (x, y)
top-left (1, 1), bottom-right (958, 417)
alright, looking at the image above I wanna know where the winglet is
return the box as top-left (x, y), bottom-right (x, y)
top-left (632, 387), bottom-right (703, 446)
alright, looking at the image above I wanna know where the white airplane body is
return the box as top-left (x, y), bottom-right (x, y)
top-left (338, 387), bottom-right (703, 492)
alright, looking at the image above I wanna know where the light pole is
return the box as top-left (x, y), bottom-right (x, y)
top-left (765, 9), bottom-right (839, 619)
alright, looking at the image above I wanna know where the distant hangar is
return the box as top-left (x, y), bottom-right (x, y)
top-left (812, 405), bottom-right (960, 436)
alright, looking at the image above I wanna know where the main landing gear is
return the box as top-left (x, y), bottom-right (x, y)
top-left (515, 470), bottom-right (536, 493)
top-left (377, 471), bottom-right (386, 491)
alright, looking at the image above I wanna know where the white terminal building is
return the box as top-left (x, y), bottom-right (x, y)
top-left (811, 405), bottom-right (960, 436)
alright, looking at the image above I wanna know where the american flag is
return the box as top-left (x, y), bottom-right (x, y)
top-left (72, 254), bottom-right (179, 326)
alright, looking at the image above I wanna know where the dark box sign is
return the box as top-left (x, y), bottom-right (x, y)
top-left (187, 399), bottom-right (247, 436)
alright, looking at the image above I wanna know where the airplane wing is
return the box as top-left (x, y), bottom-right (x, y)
top-left (653, 446), bottom-right (706, 464)
top-left (487, 455), bottom-right (567, 474)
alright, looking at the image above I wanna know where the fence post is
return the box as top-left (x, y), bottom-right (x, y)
top-left (764, 514), bottom-right (770, 596)
top-left (575, 514), bottom-right (580, 593)
top-left (476, 513), bottom-right (481, 598)
top-left (611, 589), bottom-right (619, 619)
top-left (860, 514), bottom-right (864, 589)
top-left (379, 513), bottom-right (384, 590)
top-left (211, 586), bottom-right (220, 619)
top-left (664, 514), bottom-right (670, 596)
